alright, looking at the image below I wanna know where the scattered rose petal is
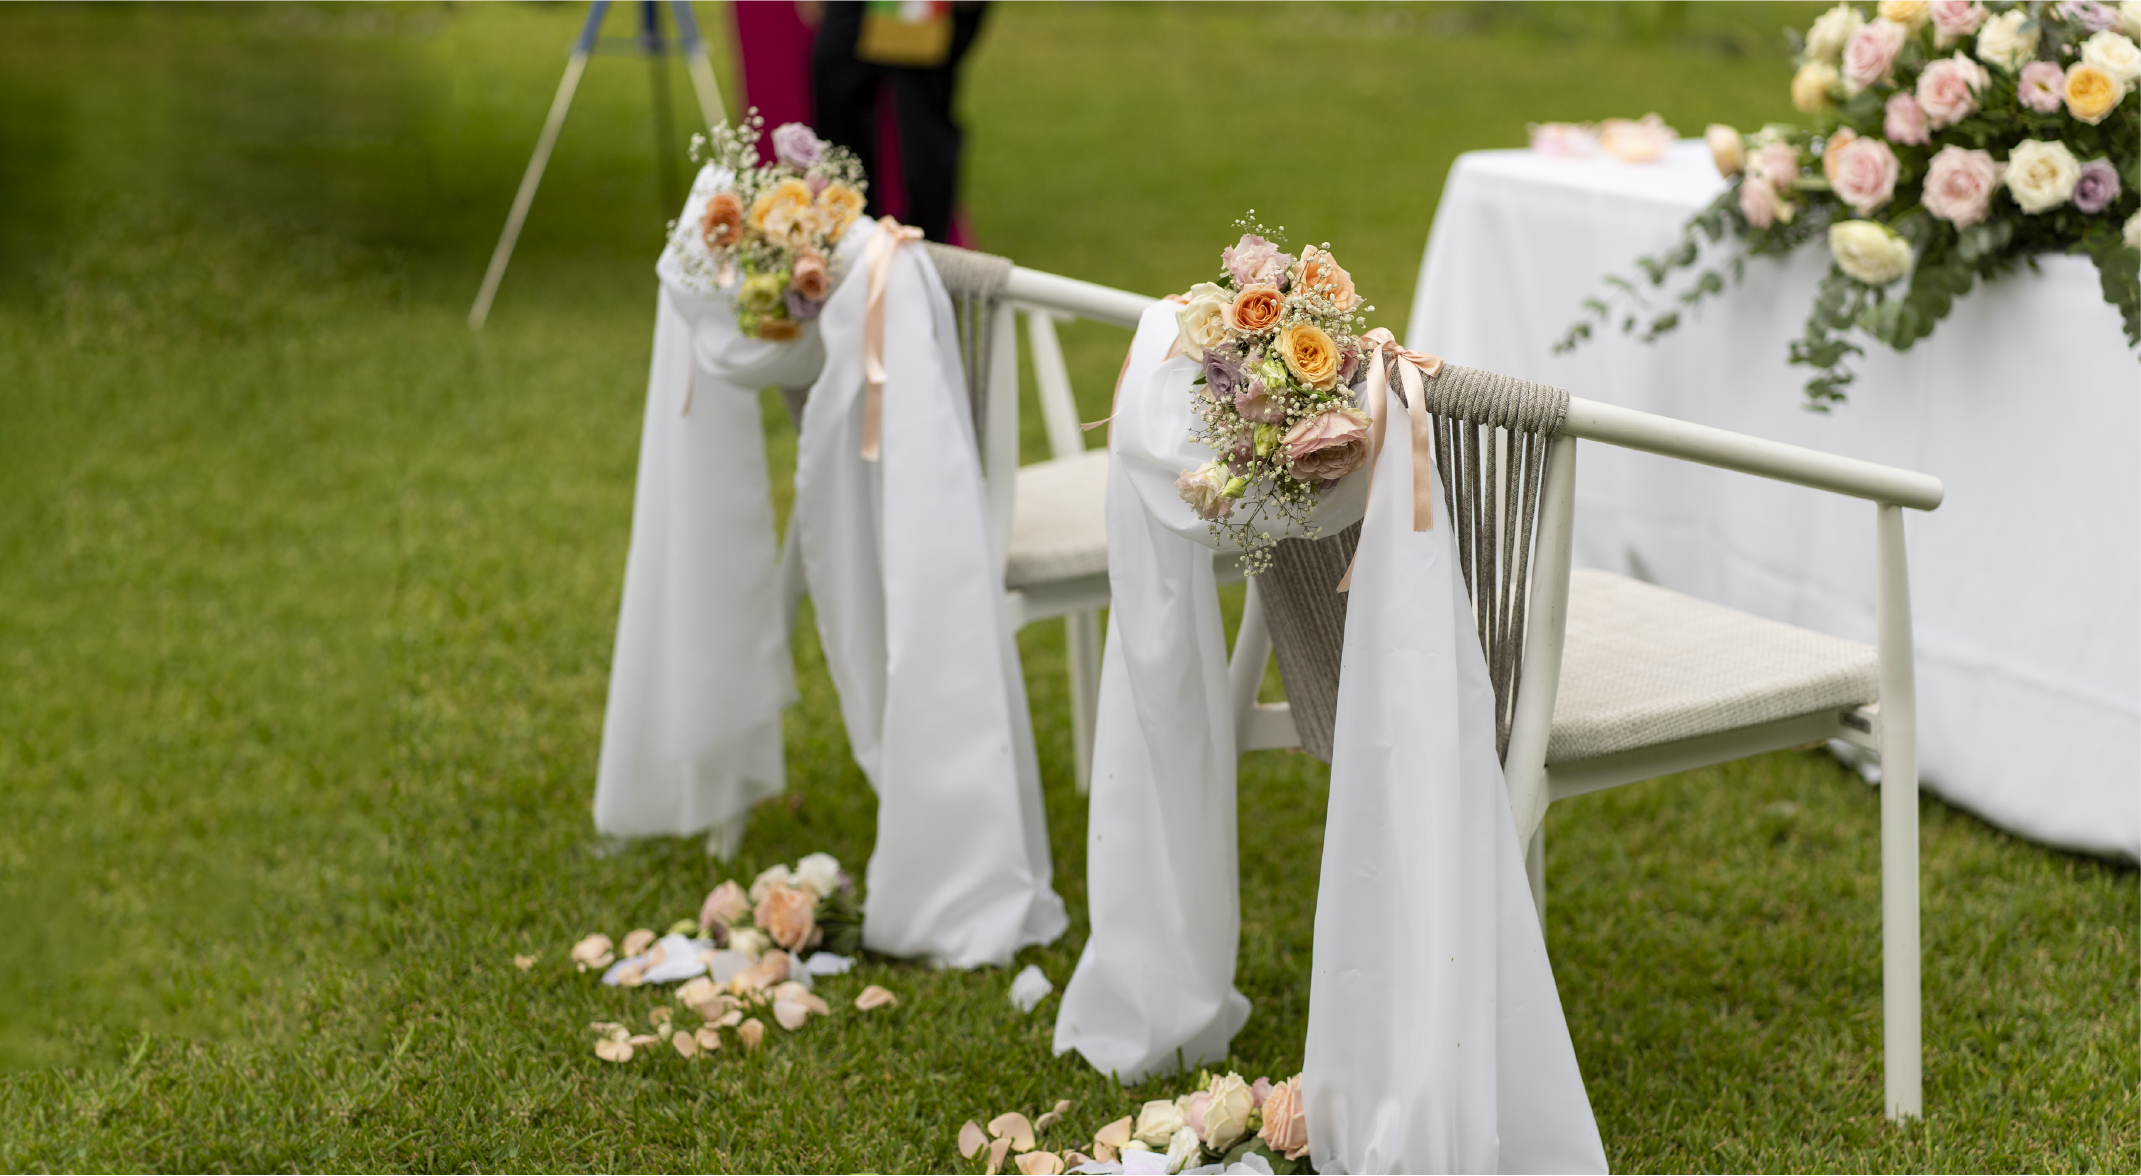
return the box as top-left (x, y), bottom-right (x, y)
top-left (694, 1025), bottom-right (722, 1051)
top-left (656, 1022), bottom-right (675, 1040)
top-left (1053, 1099), bottom-right (1074, 1117)
top-left (1063, 1153), bottom-right (1095, 1172)
top-left (672, 1032), bottom-right (699, 1059)
top-left (772, 981), bottom-right (830, 1016)
top-left (614, 963), bottom-right (646, 987)
top-left (729, 951), bottom-right (789, 993)
top-left (772, 1000), bottom-right (809, 1031)
top-left (675, 977), bottom-right (718, 1008)
top-left (588, 1020), bottom-right (628, 1040)
top-left (648, 1007), bottom-right (673, 1027)
top-left (959, 1120), bottom-right (989, 1159)
top-left (1093, 1142), bottom-right (1116, 1164)
top-left (625, 1034), bottom-right (660, 1048)
top-left (985, 1137), bottom-right (1012, 1176)
top-left (594, 1039), bottom-right (633, 1063)
top-left (855, 984), bottom-right (899, 1011)
top-left (570, 933), bottom-right (615, 970)
top-left (1093, 1116), bottom-right (1133, 1152)
top-left (737, 1018), bottom-right (764, 1050)
top-left (512, 954), bottom-right (535, 970)
top-left (989, 1112), bottom-right (1038, 1152)
top-left (643, 941), bottom-right (668, 968)
top-left (716, 1009), bottom-right (743, 1028)
top-left (1035, 1111), bottom-right (1059, 1132)
top-left (620, 928), bottom-right (657, 957)
top-left (1015, 1151), bottom-right (1064, 1176)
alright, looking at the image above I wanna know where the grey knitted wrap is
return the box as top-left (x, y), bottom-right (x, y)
top-left (922, 241), bottom-right (1014, 441)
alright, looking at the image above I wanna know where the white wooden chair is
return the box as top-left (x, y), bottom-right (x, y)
top-left (1243, 362), bottom-right (1943, 1125)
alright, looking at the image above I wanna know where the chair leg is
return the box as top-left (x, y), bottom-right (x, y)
top-left (1526, 823), bottom-right (1546, 932)
top-left (1876, 503), bottom-right (1923, 1121)
top-left (1067, 610), bottom-right (1101, 796)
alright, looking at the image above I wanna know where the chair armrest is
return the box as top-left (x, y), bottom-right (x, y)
top-left (1563, 396), bottom-right (1944, 511)
top-left (1006, 267), bottom-right (1153, 328)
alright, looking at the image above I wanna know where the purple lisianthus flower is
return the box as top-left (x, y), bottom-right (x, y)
top-left (1337, 339), bottom-right (1362, 386)
top-left (1201, 346), bottom-right (1245, 401)
top-left (2055, 0), bottom-right (2118, 31)
top-left (2017, 61), bottom-right (2067, 113)
top-left (1234, 378), bottom-right (1287, 424)
top-left (2073, 158), bottom-right (2123, 214)
top-left (784, 288), bottom-right (825, 322)
top-left (770, 123), bottom-right (826, 170)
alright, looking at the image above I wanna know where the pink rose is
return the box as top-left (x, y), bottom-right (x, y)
top-left (1740, 141), bottom-right (1801, 229)
top-left (1740, 174), bottom-right (1786, 228)
top-left (1922, 146), bottom-right (2003, 226)
top-left (1930, 0), bottom-right (1987, 38)
top-left (1917, 52), bottom-right (1991, 127)
top-left (1884, 93), bottom-right (1931, 145)
top-left (1233, 379), bottom-right (1287, 423)
top-left (2017, 60), bottom-right (2067, 112)
top-left (699, 879), bottom-right (750, 929)
top-left (1843, 20), bottom-right (1909, 92)
top-left (1182, 1091), bottom-right (1211, 1139)
top-left (1282, 406), bottom-right (1371, 482)
top-left (1257, 1075), bottom-right (1309, 1161)
top-left (1221, 234), bottom-right (1292, 288)
top-left (1830, 136), bottom-right (1902, 215)
top-left (1250, 1077), bottom-right (1274, 1109)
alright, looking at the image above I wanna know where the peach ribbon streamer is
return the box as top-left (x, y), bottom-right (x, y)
top-left (860, 216), bottom-right (926, 461)
top-left (1335, 327), bottom-right (1444, 592)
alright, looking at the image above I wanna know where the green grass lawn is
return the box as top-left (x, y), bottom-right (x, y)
top-left (1, 3), bottom-right (2133, 1171)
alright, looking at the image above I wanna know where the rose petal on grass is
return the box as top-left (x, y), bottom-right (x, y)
top-left (648, 1007), bottom-right (672, 1027)
top-left (958, 1120), bottom-right (989, 1159)
top-left (1093, 1116), bottom-right (1133, 1151)
top-left (671, 1032), bottom-right (699, 1059)
top-left (1092, 1142), bottom-right (1116, 1163)
top-left (1014, 1152), bottom-right (1064, 1176)
top-left (620, 928), bottom-right (657, 957)
top-left (773, 981), bottom-right (830, 1016)
top-left (512, 954), bottom-right (535, 970)
top-left (1034, 1112), bottom-right (1059, 1132)
top-left (737, 1018), bottom-right (764, 1050)
top-left (625, 1034), bottom-right (660, 1048)
top-left (716, 1009), bottom-right (743, 1028)
top-left (772, 1000), bottom-right (809, 1031)
top-left (855, 984), bottom-right (899, 1011)
top-left (985, 1137), bottom-right (1012, 1176)
top-left (675, 977), bottom-right (718, 1008)
top-left (570, 933), bottom-right (613, 967)
top-left (694, 1025), bottom-right (722, 1051)
top-left (989, 1112), bottom-right (1037, 1152)
top-left (1063, 1153), bottom-right (1095, 1172)
top-left (593, 1039), bottom-right (634, 1063)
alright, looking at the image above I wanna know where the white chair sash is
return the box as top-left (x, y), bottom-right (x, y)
top-left (594, 166), bottom-right (822, 849)
top-left (792, 219), bottom-right (1067, 968)
top-left (1302, 374), bottom-right (1604, 1174)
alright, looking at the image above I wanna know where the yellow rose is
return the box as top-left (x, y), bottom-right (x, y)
top-left (815, 183), bottom-right (867, 240)
top-left (1279, 322), bottom-right (1340, 391)
top-left (1878, 0), bottom-right (1930, 30)
top-left (747, 178), bottom-right (813, 234)
top-left (1792, 61), bottom-right (1841, 113)
top-left (2063, 63), bottom-right (2127, 125)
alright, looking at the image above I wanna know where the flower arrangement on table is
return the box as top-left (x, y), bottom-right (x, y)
top-left (668, 112), bottom-right (869, 341)
top-left (556, 852), bottom-right (891, 1064)
top-left (1173, 216), bottom-right (1377, 573)
top-left (1560, 0), bottom-right (2141, 407)
top-left (954, 1069), bottom-right (1310, 1175)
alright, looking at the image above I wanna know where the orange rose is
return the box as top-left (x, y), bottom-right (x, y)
top-left (1225, 284), bottom-right (1283, 332)
top-left (1299, 246), bottom-right (1360, 310)
top-left (1279, 322), bottom-right (1341, 390)
top-left (1258, 1075), bottom-right (1308, 1160)
top-left (756, 318), bottom-right (803, 342)
top-left (790, 251), bottom-right (831, 301)
top-left (700, 192), bottom-right (745, 249)
top-left (753, 881), bottom-right (819, 950)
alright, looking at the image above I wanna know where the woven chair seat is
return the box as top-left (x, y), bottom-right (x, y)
top-left (1006, 448), bottom-right (1111, 589)
top-left (1547, 569), bottom-right (1878, 763)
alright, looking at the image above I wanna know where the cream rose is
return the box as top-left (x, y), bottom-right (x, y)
top-left (1880, 0), bottom-right (1932, 29)
top-left (1132, 1099), bottom-right (1186, 1147)
top-left (2123, 0), bottom-right (2141, 39)
top-left (1706, 124), bottom-right (1745, 176)
top-left (1975, 9), bottom-right (2034, 71)
top-left (1807, 4), bottom-right (1866, 61)
top-left (1828, 220), bottom-right (1914, 286)
top-left (2082, 29), bottom-right (2141, 83)
top-left (1793, 61), bottom-right (1842, 112)
top-left (815, 183), bottom-right (866, 240)
top-left (793, 851), bottom-right (842, 898)
top-left (2124, 209), bottom-right (2141, 248)
top-left (1200, 1074), bottom-right (1255, 1152)
top-left (1600, 113), bottom-right (1677, 162)
top-left (1257, 1075), bottom-right (1309, 1161)
top-left (1175, 283), bottom-right (1231, 362)
top-left (749, 863), bottom-right (797, 902)
top-left (1278, 322), bottom-right (1341, 390)
top-left (2005, 139), bottom-right (2082, 212)
top-left (1174, 461), bottom-right (1235, 522)
top-left (2064, 63), bottom-right (2129, 123)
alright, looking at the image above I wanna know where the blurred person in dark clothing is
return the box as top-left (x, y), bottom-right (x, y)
top-left (802, 1), bottom-right (987, 244)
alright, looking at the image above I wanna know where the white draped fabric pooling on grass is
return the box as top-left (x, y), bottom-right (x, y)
top-left (792, 219), bottom-right (1067, 968)
top-left (1408, 141), bottom-right (2139, 861)
top-left (594, 166), bottom-right (819, 850)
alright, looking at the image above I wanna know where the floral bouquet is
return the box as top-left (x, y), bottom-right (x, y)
top-left (567, 851), bottom-right (863, 987)
top-left (1560, 0), bottom-right (2140, 407)
top-left (1173, 216), bottom-right (1378, 572)
top-left (668, 112), bottom-right (869, 341)
top-left (956, 1069), bottom-right (1310, 1175)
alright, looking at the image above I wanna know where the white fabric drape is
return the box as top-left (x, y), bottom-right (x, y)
top-left (1054, 303), bottom-right (1365, 1082)
top-left (1303, 377), bottom-right (1605, 1175)
top-left (595, 166), bottom-right (825, 847)
top-left (793, 220), bottom-right (1067, 968)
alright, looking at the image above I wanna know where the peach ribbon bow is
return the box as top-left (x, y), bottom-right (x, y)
top-left (1335, 327), bottom-right (1444, 592)
top-left (860, 216), bottom-right (926, 461)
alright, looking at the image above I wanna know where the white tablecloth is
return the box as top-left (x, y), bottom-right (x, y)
top-left (1407, 141), bottom-right (2138, 862)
